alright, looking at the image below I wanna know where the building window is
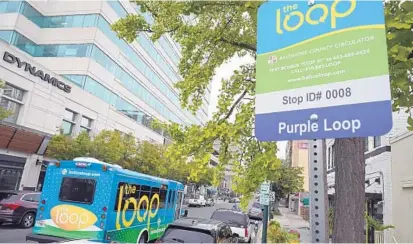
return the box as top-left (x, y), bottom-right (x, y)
top-left (0, 83), bottom-right (24, 123)
top-left (331, 144), bottom-right (336, 168)
top-left (374, 136), bottom-right (381, 148)
top-left (80, 116), bottom-right (92, 134)
top-left (364, 137), bottom-right (369, 152)
top-left (61, 109), bottom-right (76, 136)
top-left (328, 147), bottom-right (331, 169)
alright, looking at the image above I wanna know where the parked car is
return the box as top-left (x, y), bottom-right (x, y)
top-left (211, 208), bottom-right (253, 243)
top-left (156, 217), bottom-right (239, 243)
top-left (189, 195), bottom-right (206, 207)
top-left (248, 202), bottom-right (263, 220)
top-left (206, 198), bottom-right (215, 206)
top-left (0, 190), bottom-right (40, 228)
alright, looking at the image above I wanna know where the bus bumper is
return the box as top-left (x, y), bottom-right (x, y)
top-left (26, 233), bottom-right (72, 243)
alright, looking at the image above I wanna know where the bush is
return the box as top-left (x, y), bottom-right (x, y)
top-left (267, 220), bottom-right (300, 243)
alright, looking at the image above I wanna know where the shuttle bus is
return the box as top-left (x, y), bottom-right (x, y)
top-left (27, 157), bottom-right (185, 243)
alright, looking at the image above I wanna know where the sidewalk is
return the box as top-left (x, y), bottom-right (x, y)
top-left (254, 207), bottom-right (311, 243)
top-left (273, 208), bottom-right (311, 243)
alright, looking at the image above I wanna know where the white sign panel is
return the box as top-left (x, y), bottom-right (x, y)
top-left (269, 192), bottom-right (275, 201)
top-left (260, 182), bottom-right (270, 194)
top-left (260, 193), bottom-right (269, 205)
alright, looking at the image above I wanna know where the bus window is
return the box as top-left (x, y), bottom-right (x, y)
top-left (140, 186), bottom-right (151, 210)
top-left (167, 191), bottom-right (172, 205)
top-left (114, 182), bottom-right (141, 211)
top-left (59, 177), bottom-right (96, 204)
top-left (150, 187), bottom-right (160, 210)
top-left (159, 189), bottom-right (167, 208)
top-left (171, 191), bottom-right (176, 205)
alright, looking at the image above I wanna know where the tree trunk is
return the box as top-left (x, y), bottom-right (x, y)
top-left (332, 138), bottom-right (365, 243)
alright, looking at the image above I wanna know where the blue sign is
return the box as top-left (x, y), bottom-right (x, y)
top-left (255, 0), bottom-right (392, 141)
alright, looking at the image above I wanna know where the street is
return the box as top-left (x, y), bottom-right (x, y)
top-left (0, 201), bottom-right (258, 243)
top-left (0, 224), bottom-right (33, 243)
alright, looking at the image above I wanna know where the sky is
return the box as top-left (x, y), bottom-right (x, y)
top-left (207, 56), bottom-right (287, 160)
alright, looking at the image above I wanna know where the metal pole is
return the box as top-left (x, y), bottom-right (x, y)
top-left (308, 139), bottom-right (329, 243)
top-left (262, 204), bottom-right (269, 243)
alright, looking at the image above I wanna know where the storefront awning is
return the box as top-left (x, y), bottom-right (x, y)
top-left (0, 121), bottom-right (52, 155)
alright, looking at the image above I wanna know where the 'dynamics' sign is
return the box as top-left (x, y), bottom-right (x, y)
top-left (255, 0), bottom-right (392, 141)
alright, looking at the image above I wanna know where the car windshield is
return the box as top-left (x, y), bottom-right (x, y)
top-left (252, 202), bottom-right (261, 208)
top-left (161, 227), bottom-right (214, 243)
top-left (211, 211), bottom-right (248, 227)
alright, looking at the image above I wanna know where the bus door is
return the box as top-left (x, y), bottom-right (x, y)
top-left (175, 191), bottom-right (184, 220)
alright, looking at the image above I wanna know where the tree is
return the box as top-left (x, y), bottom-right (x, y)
top-left (112, 2), bottom-right (413, 239)
top-left (269, 165), bottom-right (304, 210)
top-left (112, 1), bottom-right (281, 209)
top-left (47, 130), bottom-right (135, 163)
top-left (0, 80), bottom-right (12, 120)
top-left (332, 2), bottom-right (413, 242)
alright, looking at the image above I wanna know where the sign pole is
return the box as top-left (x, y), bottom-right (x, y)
top-left (308, 139), bottom-right (329, 243)
top-left (262, 204), bottom-right (269, 243)
top-left (260, 182), bottom-right (270, 243)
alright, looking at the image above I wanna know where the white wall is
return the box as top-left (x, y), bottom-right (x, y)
top-left (390, 131), bottom-right (413, 243)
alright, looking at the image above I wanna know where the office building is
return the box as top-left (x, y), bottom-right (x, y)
top-left (0, 0), bottom-right (211, 191)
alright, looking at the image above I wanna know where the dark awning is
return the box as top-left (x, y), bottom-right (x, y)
top-left (0, 121), bottom-right (53, 155)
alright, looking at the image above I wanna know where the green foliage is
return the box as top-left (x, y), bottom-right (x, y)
top-left (111, 1), bottom-right (294, 207)
top-left (0, 80), bottom-right (12, 120)
top-left (329, 208), bottom-right (395, 234)
top-left (47, 130), bottom-right (212, 186)
top-left (385, 1), bottom-right (413, 128)
top-left (269, 166), bottom-right (304, 199)
top-left (267, 220), bottom-right (300, 244)
top-left (365, 212), bottom-right (395, 231)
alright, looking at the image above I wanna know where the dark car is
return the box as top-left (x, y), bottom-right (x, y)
top-left (156, 217), bottom-right (239, 243)
top-left (0, 191), bottom-right (40, 228)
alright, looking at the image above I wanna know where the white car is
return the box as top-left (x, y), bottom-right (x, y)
top-left (211, 209), bottom-right (254, 243)
top-left (188, 195), bottom-right (206, 207)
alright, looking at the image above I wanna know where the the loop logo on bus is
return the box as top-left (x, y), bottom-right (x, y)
top-left (115, 183), bottom-right (160, 230)
top-left (51, 205), bottom-right (97, 231)
top-left (276, 0), bottom-right (356, 35)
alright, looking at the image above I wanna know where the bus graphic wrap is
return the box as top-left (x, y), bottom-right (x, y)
top-left (30, 159), bottom-right (185, 243)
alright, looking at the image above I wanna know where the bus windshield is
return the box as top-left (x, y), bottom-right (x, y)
top-left (58, 177), bottom-right (96, 204)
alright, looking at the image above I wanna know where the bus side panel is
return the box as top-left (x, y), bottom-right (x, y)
top-left (105, 176), bottom-right (175, 243)
top-left (32, 163), bottom-right (114, 242)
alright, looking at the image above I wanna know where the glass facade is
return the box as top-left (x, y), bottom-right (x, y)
top-left (63, 75), bottom-right (162, 134)
top-left (0, 0), bottom-right (208, 127)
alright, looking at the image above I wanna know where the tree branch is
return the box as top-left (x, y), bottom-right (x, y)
top-left (219, 89), bottom-right (248, 123)
top-left (219, 38), bottom-right (257, 51)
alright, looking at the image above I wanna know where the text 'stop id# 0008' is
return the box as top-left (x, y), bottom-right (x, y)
top-left (255, 0), bottom-right (392, 141)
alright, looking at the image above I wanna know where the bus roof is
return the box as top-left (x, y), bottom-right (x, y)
top-left (67, 157), bottom-right (183, 186)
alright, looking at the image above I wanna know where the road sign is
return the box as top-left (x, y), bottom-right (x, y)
top-left (269, 192), bottom-right (275, 201)
top-left (260, 182), bottom-right (270, 194)
top-left (260, 193), bottom-right (270, 205)
top-left (255, 0), bottom-right (392, 141)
